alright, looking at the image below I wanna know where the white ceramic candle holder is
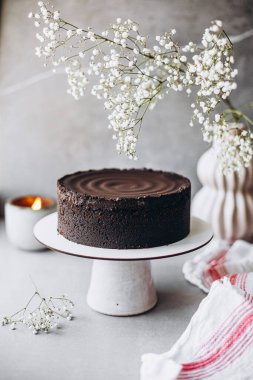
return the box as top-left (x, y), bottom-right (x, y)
top-left (5, 195), bottom-right (56, 251)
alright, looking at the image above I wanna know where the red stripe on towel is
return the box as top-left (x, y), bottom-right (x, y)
top-left (181, 311), bottom-right (253, 372)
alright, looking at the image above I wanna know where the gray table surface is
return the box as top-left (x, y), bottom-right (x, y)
top-left (0, 220), bottom-right (206, 380)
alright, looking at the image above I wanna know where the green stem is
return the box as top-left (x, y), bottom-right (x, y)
top-left (223, 109), bottom-right (253, 126)
top-left (223, 98), bottom-right (241, 122)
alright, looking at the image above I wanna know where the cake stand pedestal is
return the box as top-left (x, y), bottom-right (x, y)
top-left (87, 260), bottom-right (157, 315)
top-left (34, 213), bottom-right (212, 316)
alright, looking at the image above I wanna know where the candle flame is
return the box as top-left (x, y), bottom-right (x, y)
top-left (31, 197), bottom-right (42, 211)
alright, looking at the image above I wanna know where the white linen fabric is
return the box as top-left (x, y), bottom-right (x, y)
top-left (183, 240), bottom-right (253, 293)
top-left (141, 240), bottom-right (253, 380)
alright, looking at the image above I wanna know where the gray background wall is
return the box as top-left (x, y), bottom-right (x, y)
top-left (1, 0), bottom-right (253, 212)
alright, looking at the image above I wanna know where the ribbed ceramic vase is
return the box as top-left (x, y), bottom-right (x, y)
top-left (192, 146), bottom-right (253, 243)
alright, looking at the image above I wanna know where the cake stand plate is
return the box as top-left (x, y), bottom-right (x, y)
top-left (34, 213), bottom-right (212, 316)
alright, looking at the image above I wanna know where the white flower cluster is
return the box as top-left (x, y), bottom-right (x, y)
top-left (186, 21), bottom-right (239, 139)
top-left (29, 3), bottom-right (253, 172)
top-left (28, 2), bottom-right (88, 100)
top-left (88, 19), bottom-right (172, 158)
top-left (213, 123), bottom-right (253, 174)
top-left (1, 291), bottom-right (74, 335)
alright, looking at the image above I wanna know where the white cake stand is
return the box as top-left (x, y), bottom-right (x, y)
top-left (34, 213), bottom-right (212, 316)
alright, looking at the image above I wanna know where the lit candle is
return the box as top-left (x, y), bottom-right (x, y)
top-left (5, 195), bottom-right (56, 250)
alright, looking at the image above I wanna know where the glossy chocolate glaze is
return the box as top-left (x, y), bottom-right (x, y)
top-left (58, 169), bottom-right (190, 199)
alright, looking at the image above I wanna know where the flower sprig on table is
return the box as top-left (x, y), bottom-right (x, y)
top-left (29, 2), bottom-right (253, 173)
top-left (1, 289), bottom-right (74, 335)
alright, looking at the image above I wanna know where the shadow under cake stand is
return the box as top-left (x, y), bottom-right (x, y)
top-left (34, 213), bottom-right (212, 316)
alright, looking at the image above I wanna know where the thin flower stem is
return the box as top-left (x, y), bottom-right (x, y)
top-left (223, 29), bottom-right (233, 48)
top-left (223, 107), bottom-right (253, 126)
top-left (223, 98), bottom-right (241, 122)
top-left (133, 63), bottom-right (163, 83)
top-left (60, 18), bottom-right (155, 60)
top-left (10, 308), bottom-right (26, 319)
top-left (127, 36), bottom-right (141, 51)
top-left (241, 114), bottom-right (253, 126)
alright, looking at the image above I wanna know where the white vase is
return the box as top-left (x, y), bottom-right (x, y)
top-left (192, 146), bottom-right (253, 243)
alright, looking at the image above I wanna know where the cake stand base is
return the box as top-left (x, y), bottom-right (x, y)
top-left (87, 260), bottom-right (157, 316)
top-left (34, 213), bottom-right (213, 317)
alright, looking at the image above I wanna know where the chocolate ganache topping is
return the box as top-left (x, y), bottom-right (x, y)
top-left (58, 169), bottom-right (189, 199)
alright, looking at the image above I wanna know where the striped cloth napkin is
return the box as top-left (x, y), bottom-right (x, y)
top-left (141, 240), bottom-right (253, 379)
top-left (183, 240), bottom-right (253, 293)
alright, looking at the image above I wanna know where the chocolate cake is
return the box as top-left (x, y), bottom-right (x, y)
top-left (57, 169), bottom-right (191, 249)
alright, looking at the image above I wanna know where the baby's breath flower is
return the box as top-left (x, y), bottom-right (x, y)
top-left (1, 289), bottom-right (75, 335)
top-left (28, 4), bottom-right (253, 172)
top-left (213, 123), bottom-right (253, 173)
